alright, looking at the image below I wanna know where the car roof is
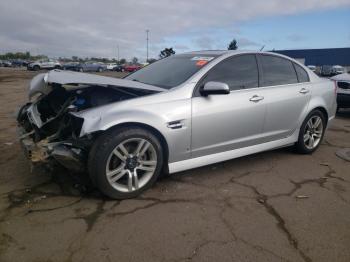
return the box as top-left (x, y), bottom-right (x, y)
top-left (182, 50), bottom-right (286, 57)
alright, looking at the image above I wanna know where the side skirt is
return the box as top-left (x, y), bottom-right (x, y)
top-left (168, 131), bottom-right (299, 174)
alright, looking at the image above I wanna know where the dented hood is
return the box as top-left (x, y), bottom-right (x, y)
top-left (29, 69), bottom-right (166, 99)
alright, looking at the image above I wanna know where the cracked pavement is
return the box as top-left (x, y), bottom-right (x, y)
top-left (1, 68), bottom-right (350, 262)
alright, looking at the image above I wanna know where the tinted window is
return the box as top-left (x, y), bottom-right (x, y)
top-left (260, 55), bottom-right (298, 86)
top-left (201, 55), bottom-right (259, 91)
top-left (294, 63), bottom-right (309, 82)
top-left (125, 54), bottom-right (218, 89)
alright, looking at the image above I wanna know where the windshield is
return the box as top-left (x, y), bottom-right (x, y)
top-left (125, 54), bottom-right (219, 89)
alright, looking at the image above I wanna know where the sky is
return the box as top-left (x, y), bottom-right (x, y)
top-left (0, 0), bottom-right (349, 61)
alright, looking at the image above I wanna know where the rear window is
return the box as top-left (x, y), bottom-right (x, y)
top-left (259, 55), bottom-right (298, 86)
top-left (125, 54), bottom-right (218, 89)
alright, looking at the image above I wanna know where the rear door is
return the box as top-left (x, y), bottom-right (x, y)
top-left (191, 54), bottom-right (266, 158)
top-left (256, 54), bottom-right (311, 141)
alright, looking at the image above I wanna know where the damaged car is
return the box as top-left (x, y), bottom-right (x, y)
top-left (17, 51), bottom-right (337, 199)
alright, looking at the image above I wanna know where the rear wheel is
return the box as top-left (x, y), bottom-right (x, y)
top-left (33, 65), bottom-right (40, 71)
top-left (295, 110), bottom-right (326, 154)
top-left (88, 127), bottom-right (164, 199)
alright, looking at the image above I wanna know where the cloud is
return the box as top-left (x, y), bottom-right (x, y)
top-left (0, 0), bottom-right (349, 60)
top-left (287, 34), bottom-right (307, 42)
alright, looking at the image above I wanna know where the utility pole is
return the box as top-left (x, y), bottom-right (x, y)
top-left (117, 44), bottom-right (120, 62)
top-left (146, 29), bottom-right (149, 62)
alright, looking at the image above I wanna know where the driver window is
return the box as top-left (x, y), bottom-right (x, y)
top-left (201, 54), bottom-right (259, 91)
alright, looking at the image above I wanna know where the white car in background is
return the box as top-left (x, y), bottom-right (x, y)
top-left (27, 59), bottom-right (61, 71)
top-left (307, 65), bottom-right (316, 72)
top-left (332, 65), bottom-right (346, 75)
top-left (331, 73), bottom-right (350, 111)
top-left (106, 63), bottom-right (118, 70)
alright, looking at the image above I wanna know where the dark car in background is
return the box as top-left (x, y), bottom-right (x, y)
top-left (331, 73), bottom-right (350, 111)
top-left (113, 64), bottom-right (124, 72)
top-left (62, 62), bottom-right (82, 71)
top-left (11, 59), bottom-right (26, 67)
top-left (79, 62), bottom-right (107, 72)
top-left (321, 65), bottom-right (333, 76)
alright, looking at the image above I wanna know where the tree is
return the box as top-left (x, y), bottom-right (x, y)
top-left (228, 39), bottom-right (238, 50)
top-left (132, 57), bottom-right (138, 64)
top-left (159, 48), bottom-right (175, 59)
top-left (119, 58), bottom-right (126, 64)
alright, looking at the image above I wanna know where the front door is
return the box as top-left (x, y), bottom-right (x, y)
top-left (191, 54), bottom-right (266, 158)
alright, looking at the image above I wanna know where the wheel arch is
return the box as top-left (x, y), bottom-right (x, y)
top-left (104, 122), bottom-right (170, 173)
top-left (307, 106), bottom-right (329, 126)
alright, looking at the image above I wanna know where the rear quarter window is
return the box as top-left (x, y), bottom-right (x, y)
top-left (294, 63), bottom-right (310, 83)
top-left (259, 55), bottom-right (298, 86)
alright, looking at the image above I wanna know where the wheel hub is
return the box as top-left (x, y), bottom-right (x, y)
top-left (125, 155), bottom-right (138, 170)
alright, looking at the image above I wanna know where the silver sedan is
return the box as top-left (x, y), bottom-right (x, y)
top-left (17, 51), bottom-right (337, 199)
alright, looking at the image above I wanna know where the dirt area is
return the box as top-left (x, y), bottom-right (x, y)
top-left (0, 68), bottom-right (350, 262)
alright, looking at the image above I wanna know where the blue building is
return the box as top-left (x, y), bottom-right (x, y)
top-left (273, 47), bottom-right (350, 66)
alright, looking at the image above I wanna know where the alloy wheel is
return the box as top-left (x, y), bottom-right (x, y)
top-left (105, 138), bottom-right (157, 192)
top-left (303, 115), bottom-right (323, 150)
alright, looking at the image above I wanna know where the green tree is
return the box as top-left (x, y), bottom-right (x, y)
top-left (119, 58), bottom-right (126, 64)
top-left (159, 48), bottom-right (175, 59)
top-left (228, 39), bottom-right (238, 50)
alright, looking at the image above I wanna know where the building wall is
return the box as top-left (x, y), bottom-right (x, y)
top-left (273, 48), bottom-right (350, 67)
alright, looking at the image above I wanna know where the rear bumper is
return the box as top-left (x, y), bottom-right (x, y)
top-left (337, 93), bottom-right (350, 108)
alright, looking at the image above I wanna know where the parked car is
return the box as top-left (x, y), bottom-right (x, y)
top-left (320, 65), bottom-right (333, 76)
top-left (2, 60), bottom-right (12, 67)
top-left (62, 62), bottom-right (82, 71)
top-left (27, 59), bottom-right (61, 71)
top-left (79, 62), bottom-right (107, 72)
top-left (17, 51), bottom-right (336, 199)
top-left (11, 59), bottom-right (26, 67)
top-left (124, 64), bottom-right (141, 72)
top-left (307, 65), bottom-right (316, 72)
top-left (106, 63), bottom-right (118, 70)
top-left (332, 65), bottom-right (346, 75)
top-left (331, 73), bottom-right (350, 111)
top-left (113, 64), bottom-right (124, 72)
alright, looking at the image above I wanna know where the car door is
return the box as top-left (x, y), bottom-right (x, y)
top-left (256, 54), bottom-right (311, 141)
top-left (41, 59), bottom-right (50, 69)
top-left (191, 54), bottom-right (267, 158)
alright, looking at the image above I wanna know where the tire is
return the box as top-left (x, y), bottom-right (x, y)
top-left (33, 65), bottom-right (40, 71)
top-left (88, 127), bottom-right (164, 199)
top-left (98, 68), bottom-right (103, 72)
top-left (295, 109), bottom-right (326, 154)
top-left (79, 68), bottom-right (83, 72)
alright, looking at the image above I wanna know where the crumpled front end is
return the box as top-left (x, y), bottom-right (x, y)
top-left (17, 102), bottom-right (89, 172)
top-left (17, 70), bottom-right (161, 172)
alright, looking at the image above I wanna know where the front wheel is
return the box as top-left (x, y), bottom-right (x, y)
top-left (88, 127), bottom-right (164, 199)
top-left (295, 110), bottom-right (326, 154)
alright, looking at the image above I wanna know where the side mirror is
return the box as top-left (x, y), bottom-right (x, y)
top-left (200, 81), bottom-right (230, 96)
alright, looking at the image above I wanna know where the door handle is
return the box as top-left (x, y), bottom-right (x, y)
top-left (249, 95), bottom-right (264, 102)
top-left (299, 88), bottom-right (309, 94)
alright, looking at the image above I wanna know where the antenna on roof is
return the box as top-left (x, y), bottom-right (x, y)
top-left (259, 45), bottom-right (265, 51)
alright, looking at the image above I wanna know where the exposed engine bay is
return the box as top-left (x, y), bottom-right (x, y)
top-left (17, 70), bottom-right (162, 172)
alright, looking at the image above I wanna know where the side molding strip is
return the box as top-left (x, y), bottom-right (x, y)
top-left (168, 131), bottom-right (298, 174)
